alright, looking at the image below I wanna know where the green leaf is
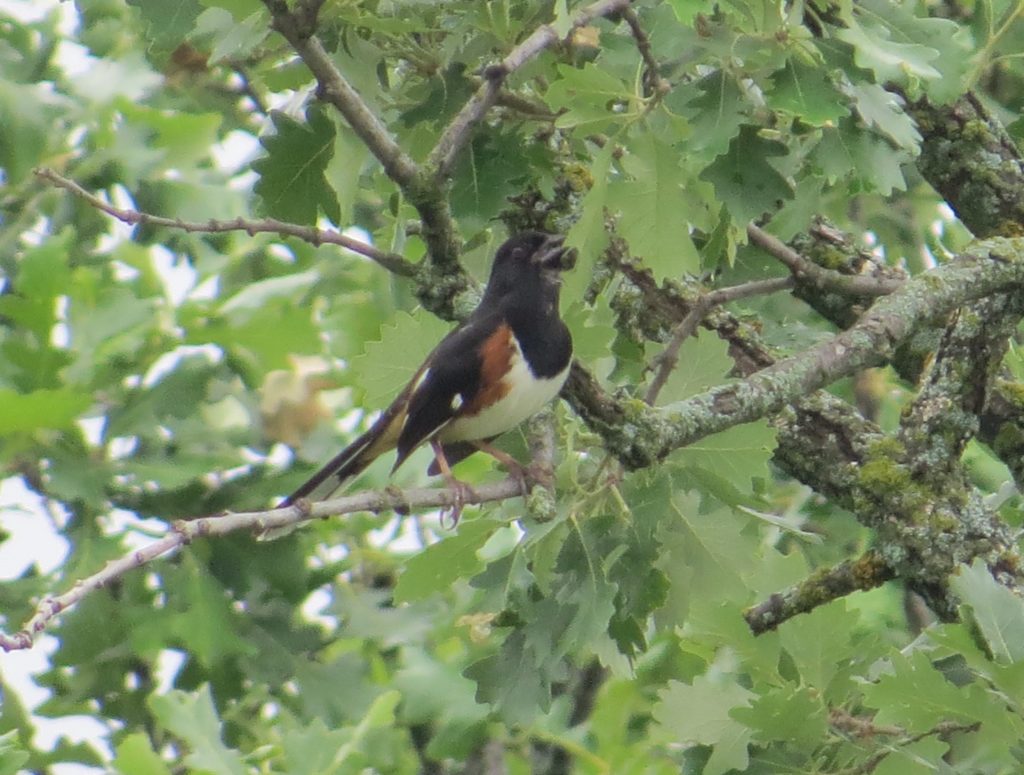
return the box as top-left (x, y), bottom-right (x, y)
top-left (326, 124), bottom-right (372, 227)
top-left (951, 559), bottom-right (1024, 664)
top-left (562, 298), bottom-right (618, 380)
top-left (166, 556), bottom-right (254, 668)
top-left (847, 82), bottom-right (921, 151)
top-left (653, 675), bottom-right (754, 775)
top-left (778, 599), bottom-right (858, 694)
top-left (451, 127), bottom-right (540, 226)
top-left (219, 270), bottom-right (319, 315)
top-left (731, 685), bottom-right (828, 747)
top-left (845, 0), bottom-right (972, 100)
top-left (813, 121), bottom-right (909, 195)
top-left (119, 101), bottom-right (224, 168)
top-left (253, 105), bottom-right (341, 225)
top-left (148, 685), bottom-right (247, 775)
top-left (193, 299), bottom-right (321, 370)
top-left (0, 731), bottom-right (30, 775)
top-left (656, 330), bottom-right (735, 403)
top-left (768, 60), bottom-right (849, 127)
top-left (0, 77), bottom-right (62, 183)
top-left (667, 0), bottom-right (703, 24)
top-left (126, 0), bottom-right (204, 56)
top-left (112, 733), bottom-right (172, 775)
top-left (837, 19), bottom-right (940, 85)
top-left (106, 355), bottom-right (217, 437)
top-left (872, 737), bottom-right (949, 775)
top-left (863, 649), bottom-right (1023, 748)
top-left (658, 489), bottom-right (756, 613)
top-left (279, 719), bottom-right (351, 775)
top-left (68, 52), bottom-right (163, 104)
top-left (609, 131), bottom-right (700, 279)
top-left (673, 421), bottom-right (777, 501)
top-left (279, 693), bottom-right (401, 775)
top-left (0, 233), bottom-right (70, 341)
top-left (700, 126), bottom-right (793, 226)
top-left (464, 630), bottom-right (551, 724)
top-left (676, 71), bottom-right (747, 162)
top-left (352, 308), bottom-right (450, 406)
top-left (545, 64), bottom-right (632, 131)
top-left (394, 518), bottom-right (498, 603)
top-left (0, 388), bottom-right (91, 435)
top-left (563, 139), bottom-right (615, 302)
top-left (394, 649), bottom-right (489, 759)
top-left (192, 7), bottom-right (269, 63)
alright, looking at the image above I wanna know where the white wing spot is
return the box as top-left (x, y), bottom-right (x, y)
top-left (451, 393), bottom-right (464, 411)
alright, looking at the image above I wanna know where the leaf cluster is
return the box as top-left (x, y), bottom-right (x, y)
top-left (3, 0), bottom-right (1024, 773)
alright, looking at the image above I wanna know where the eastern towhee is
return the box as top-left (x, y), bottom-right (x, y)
top-left (275, 231), bottom-right (575, 524)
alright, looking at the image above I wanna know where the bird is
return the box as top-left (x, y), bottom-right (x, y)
top-left (273, 230), bottom-right (575, 528)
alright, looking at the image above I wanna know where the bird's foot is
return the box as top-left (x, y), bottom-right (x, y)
top-left (472, 441), bottom-right (535, 490)
top-left (441, 477), bottom-right (477, 528)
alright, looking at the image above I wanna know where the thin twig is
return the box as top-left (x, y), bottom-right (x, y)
top-left (260, 0), bottom-right (465, 269)
top-left (743, 551), bottom-right (895, 635)
top-left (643, 306), bottom-right (705, 405)
top-left (0, 475), bottom-right (534, 652)
top-left (748, 223), bottom-right (902, 296)
top-left (830, 709), bottom-right (981, 775)
top-left (34, 168), bottom-right (417, 278)
top-left (262, 0), bottom-right (420, 189)
top-left (621, 7), bottom-right (669, 96)
top-left (487, 85), bottom-right (559, 119)
top-left (428, 0), bottom-right (632, 182)
top-left (643, 276), bottom-right (795, 404)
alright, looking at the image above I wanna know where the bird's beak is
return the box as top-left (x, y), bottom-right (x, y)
top-left (535, 234), bottom-right (576, 272)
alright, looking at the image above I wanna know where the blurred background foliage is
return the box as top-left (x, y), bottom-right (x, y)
top-left (2, 0), bottom-right (1024, 773)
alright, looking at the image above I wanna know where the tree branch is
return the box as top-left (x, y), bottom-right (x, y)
top-left (621, 7), bottom-right (669, 96)
top-left (743, 551), bottom-right (895, 634)
top-left (570, 238), bottom-right (1024, 471)
top-left (747, 223), bottom-right (902, 297)
top-left (260, 0), bottom-right (461, 271)
top-left (644, 276), bottom-right (794, 405)
top-left (907, 91), bottom-right (1024, 239)
top-left (34, 167), bottom-right (417, 278)
top-left (427, 0), bottom-right (633, 182)
top-left (0, 475), bottom-right (534, 652)
top-left (262, 0), bottom-right (419, 188)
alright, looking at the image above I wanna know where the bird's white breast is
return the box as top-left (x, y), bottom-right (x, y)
top-left (440, 335), bottom-right (569, 443)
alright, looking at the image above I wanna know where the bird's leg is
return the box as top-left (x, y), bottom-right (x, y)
top-left (472, 441), bottom-right (551, 490)
top-left (430, 439), bottom-right (476, 526)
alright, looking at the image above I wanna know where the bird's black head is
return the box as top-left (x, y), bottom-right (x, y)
top-left (483, 231), bottom-right (575, 302)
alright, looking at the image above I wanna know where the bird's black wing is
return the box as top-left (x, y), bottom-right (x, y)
top-left (391, 315), bottom-right (495, 469)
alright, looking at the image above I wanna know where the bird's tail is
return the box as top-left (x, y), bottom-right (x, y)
top-left (280, 428), bottom-right (381, 507)
top-left (258, 410), bottom-right (403, 540)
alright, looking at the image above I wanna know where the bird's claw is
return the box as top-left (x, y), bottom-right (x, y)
top-left (441, 479), bottom-right (477, 528)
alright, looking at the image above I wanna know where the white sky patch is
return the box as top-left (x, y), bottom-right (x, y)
top-left (155, 649), bottom-right (186, 694)
top-left (1, 633), bottom-right (110, 772)
top-left (77, 416), bottom-right (106, 447)
top-left (0, 478), bottom-right (70, 579)
top-left (300, 586), bottom-right (338, 630)
top-left (150, 244), bottom-right (197, 306)
top-left (338, 225), bottom-right (374, 259)
top-left (191, 274), bottom-right (221, 302)
top-left (51, 295), bottom-right (70, 348)
top-left (212, 129), bottom-right (262, 173)
top-left (228, 169), bottom-right (259, 192)
top-left (141, 344), bottom-right (222, 387)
